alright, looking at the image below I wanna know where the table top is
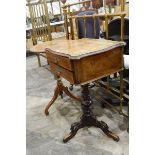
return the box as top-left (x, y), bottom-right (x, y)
top-left (30, 38), bottom-right (125, 59)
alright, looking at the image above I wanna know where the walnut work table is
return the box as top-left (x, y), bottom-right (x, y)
top-left (30, 38), bottom-right (125, 143)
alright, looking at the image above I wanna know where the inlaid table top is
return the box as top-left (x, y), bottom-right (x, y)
top-left (30, 38), bottom-right (125, 59)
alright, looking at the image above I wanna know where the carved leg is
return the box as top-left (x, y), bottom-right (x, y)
top-left (63, 122), bottom-right (84, 143)
top-left (44, 86), bottom-right (59, 116)
top-left (92, 120), bottom-right (119, 142)
top-left (45, 76), bottom-right (81, 115)
top-left (63, 84), bottom-right (119, 143)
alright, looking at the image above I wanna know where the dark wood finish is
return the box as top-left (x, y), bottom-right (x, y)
top-left (45, 74), bottom-right (81, 116)
top-left (63, 84), bottom-right (119, 143)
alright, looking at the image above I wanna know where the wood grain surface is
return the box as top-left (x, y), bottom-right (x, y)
top-left (30, 38), bottom-right (125, 59)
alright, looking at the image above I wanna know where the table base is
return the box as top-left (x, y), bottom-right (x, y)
top-left (63, 84), bottom-right (119, 143)
top-left (45, 76), bottom-right (81, 116)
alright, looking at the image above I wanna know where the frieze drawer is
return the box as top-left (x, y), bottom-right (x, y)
top-left (46, 51), bottom-right (73, 71)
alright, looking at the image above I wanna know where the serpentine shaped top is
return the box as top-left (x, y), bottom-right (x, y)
top-left (30, 38), bottom-right (125, 59)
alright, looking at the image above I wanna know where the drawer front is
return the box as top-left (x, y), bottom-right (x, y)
top-left (49, 62), bottom-right (75, 84)
top-left (74, 47), bottom-right (123, 84)
top-left (46, 51), bottom-right (72, 71)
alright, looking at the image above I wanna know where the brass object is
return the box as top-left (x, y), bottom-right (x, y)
top-left (121, 14), bottom-right (125, 40)
top-left (68, 6), bottom-right (71, 16)
top-left (69, 14), bottom-right (75, 40)
top-left (121, 0), bottom-right (125, 12)
top-left (62, 6), bottom-right (69, 39)
top-left (43, 0), bottom-right (52, 40)
top-left (69, 12), bottom-right (126, 19)
top-left (75, 18), bottom-right (79, 39)
top-left (27, 0), bottom-right (52, 66)
top-left (94, 80), bottom-right (128, 117)
top-left (105, 15), bottom-right (108, 39)
top-left (27, 0), bottom-right (52, 44)
top-left (62, 0), bottom-right (91, 39)
top-left (67, 12), bottom-right (126, 40)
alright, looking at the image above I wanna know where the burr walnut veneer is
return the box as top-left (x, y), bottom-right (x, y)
top-left (30, 38), bottom-right (125, 143)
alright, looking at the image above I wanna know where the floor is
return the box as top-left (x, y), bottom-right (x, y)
top-left (26, 56), bottom-right (129, 155)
